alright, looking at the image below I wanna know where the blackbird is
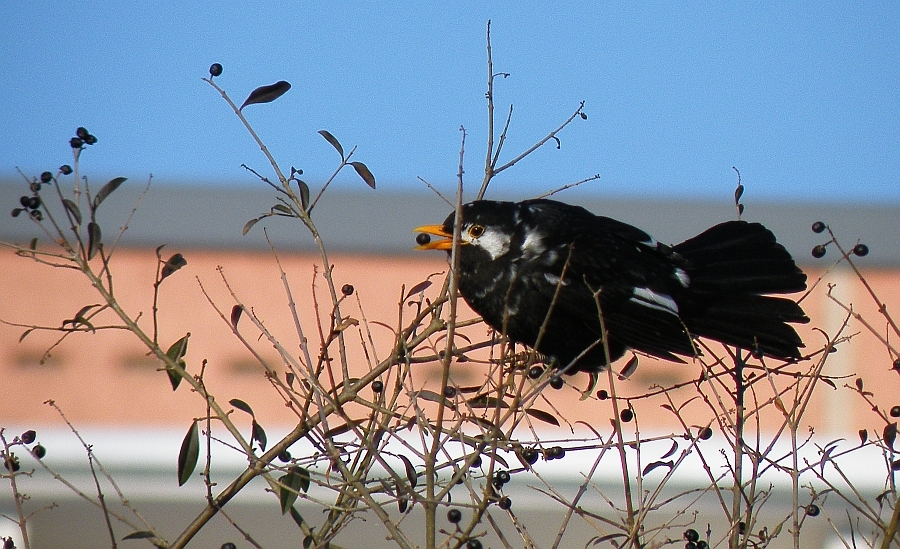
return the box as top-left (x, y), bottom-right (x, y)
top-left (415, 199), bottom-right (808, 373)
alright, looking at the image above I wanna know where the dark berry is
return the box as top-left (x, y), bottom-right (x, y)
top-left (443, 386), bottom-right (456, 398)
top-left (528, 365), bottom-right (544, 379)
top-left (416, 233), bottom-right (431, 246)
top-left (892, 460), bottom-right (900, 471)
top-left (221, 544), bottom-right (236, 549)
top-left (209, 63), bottom-right (223, 77)
top-left (696, 542), bottom-right (708, 549)
top-left (806, 504), bottom-right (820, 516)
top-left (11, 208), bottom-right (23, 218)
top-left (70, 137), bottom-right (84, 148)
top-left (60, 164), bottom-right (73, 175)
top-left (277, 449), bottom-right (292, 462)
top-left (738, 521), bottom-right (746, 534)
top-left (447, 508), bottom-right (462, 523)
top-left (811, 245), bottom-right (826, 259)
top-left (19, 196), bottom-right (30, 208)
top-left (27, 196), bottom-right (41, 210)
top-left (684, 528), bottom-right (700, 542)
top-left (84, 134), bottom-right (97, 145)
top-left (3, 538), bottom-right (13, 549)
top-left (853, 244), bottom-right (869, 257)
top-left (341, 284), bottom-right (354, 296)
top-left (894, 358), bottom-right (900, 372)
top-left (498, 496), bottom-right (512, 509)
top-left (30, 210), bottom-right (43, 221)
top-left (521, 447), bottom-right (539, 465)
top-left (372, 380), bottom-right (383, 393)
top-left (597, 389), bottom-right (609, 400)
top-left (547, 446), bottom-right (565, 460)
top-left (21, 430), bottom-right (36, 444)
top-left (40, 171), bottom-right (52, 183)
top-left (699, 427), bottom-right (713, 440)
top-left (549, 376), bottom-right (564, 390)
top-left (33, 445), bottom-right (46, 459)
top-left (76, 127), bottom-right (90, 139)
top-left (471, 454), bottom-right (482, 467)
top-left (4, 454), bottom-right (20, 472)
top-left (811, 221), bottom-right (826, 234)
top-left (685, 543), bottom-right (697, 549)
top-left (466, 539), bottom-right (482, 549)
top-left (891, 406), bottom-right (900, 418)
top-left (620, 408), bottom-right (634, 422)
top-left (29, 182), bottom-right (41, 192)
top-left (493, 470), bottom-right (510, 486)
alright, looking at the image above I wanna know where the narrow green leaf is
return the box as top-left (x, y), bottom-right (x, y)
top-left (272, 204), bottom-right (292, 215)
top-left (165, 334), bottom-right (189, 391)
top-left (398, 454), bottom-right (417, 489)
top-left (252, 420), bottom-right (267, 452)
top-left (87, 221), bottom-right (102, 259)
top-left (229, 398), bottom-right (254, 416)
top-left (415, 389), bottom-right (452, 408)
top-left (122, 531), bottom-right (156, 540)
top-left (93, 177), bottom-right (127, 209)
top-left (297, 180), bottom-right (310, 210)
top-left (524, 408), bottom-right (560, 426)
top-left (323, 420), bottom-right (357, 438)
top-left (279, 466), bottom-right (311, 514)
top-left (63, 198), bottom-right (82, 225)
top-left (177, 420), bottom-right (199, 486)
top-left (29, 237), bottom-right (38, 250)
top-left (318, 130), bottom-right (344, 159)
top-left (350, 161), bottom-right (376, 189)
top-left (240, 81), bottom-right (291, 110)
top-left (303, 536), bottom-right (314, 549)
top-left (289, 506), bottom-right (306, 529)
top-left (242, 217), bottom-right (260, 236)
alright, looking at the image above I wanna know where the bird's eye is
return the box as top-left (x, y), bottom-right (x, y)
top-left (468, 225), bottom-right (485, 239)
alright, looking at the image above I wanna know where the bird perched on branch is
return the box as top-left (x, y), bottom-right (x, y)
top-left (414, 199), bottom-right (808, 374)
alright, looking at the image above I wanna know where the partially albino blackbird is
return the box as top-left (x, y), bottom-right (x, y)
top-left (415, 199), bottom-right (808, 373)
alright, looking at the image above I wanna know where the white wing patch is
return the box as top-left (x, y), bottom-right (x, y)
top-left (631, 287), bottom-right (679, 315)
top-left (673, 268), bottom-right (690, 287)
top-left (521, 228), bottom-right (545, 258)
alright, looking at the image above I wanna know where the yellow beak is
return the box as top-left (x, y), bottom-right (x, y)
top-left (413, 224), bottom-right (454, 250)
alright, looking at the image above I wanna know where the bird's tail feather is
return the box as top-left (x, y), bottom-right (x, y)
top-left (673, 221), bottom-right (809, 359)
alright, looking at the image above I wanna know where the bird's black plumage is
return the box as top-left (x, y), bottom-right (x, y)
top-left (415, 199), bottom-right (808, 373)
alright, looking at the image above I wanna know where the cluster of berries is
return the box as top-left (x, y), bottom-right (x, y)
top-left (2, 430), bottom-right (46, 476)
top-left (70, 126), bottom-right (98, 149)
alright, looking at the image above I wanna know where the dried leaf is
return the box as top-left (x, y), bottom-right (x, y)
top-left (229, 398), bottom-right (254, 416)
top-left (404, 280), bottom-right (433, 300)
top-left (318, 130), bottom-right (344, 159)
top-left (467, 395), bottom-right (509, 409)
top-left (859, 429), bottom-right (868, 445)
top-left (87, 221), bottom-right (102, 259)
top-left (93, 177), bottom-right (127, 209)
top-left (856, 378), bottom-right (864, 391)
top-left (161, 253), bottom-right (187, 280)
top-left (641, 460), bottom-right (673, 476)
top-left (398, 496), bottom-right (409, 513)
top-left (524, 408), bottom-right (560, 426)
top-left (63, 198), bottom-right (82, 225)
top-left (350, 161), bottom-right (376, 189)
top-left (734, 184), bottom-right (744, 204)
top-left (661, 440), bottom-right (678, 459)
top-left (230, 305), bottom-right (243, 328)
top-left (177, 420), bottom-right (199, 486)
top-left (821, 377), bottom-right (836, 390)
top-left (618, 355), bottom-right (638, 380)
top-left (240, 80), bottom-right (291, 110)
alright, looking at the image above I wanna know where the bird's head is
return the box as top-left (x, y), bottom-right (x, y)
top-left (414, 201), bottom-right (521, 261)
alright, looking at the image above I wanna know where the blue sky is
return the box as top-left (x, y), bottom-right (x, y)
top-left (2, 2), bottom-right (898, 204)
